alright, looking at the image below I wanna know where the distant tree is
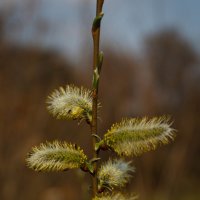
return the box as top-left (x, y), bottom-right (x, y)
top-left (145, 30), bottom-right (198, 111)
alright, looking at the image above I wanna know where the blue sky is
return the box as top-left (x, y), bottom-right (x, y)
top-left (1, 0), bottom-right (200, 60)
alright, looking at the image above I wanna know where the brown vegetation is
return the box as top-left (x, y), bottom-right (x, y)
top-left (0, 17), bottom-right (200, 200)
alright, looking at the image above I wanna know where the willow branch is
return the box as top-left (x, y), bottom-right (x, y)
top-left (91, 0), bottom-right (104, 197)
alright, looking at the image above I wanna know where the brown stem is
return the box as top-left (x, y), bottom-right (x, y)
top-left (91, 0), bottom-right (104, 197)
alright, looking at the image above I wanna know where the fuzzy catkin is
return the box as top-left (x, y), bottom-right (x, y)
top-left (46, 85), bottom-right (94, 122)
top-left (102, 117), bottom-right (175, 156)
top-left (26, 141), bottom-right (87, 171)
top-left (97, 159), bottom-right (134, 190)
top-left (93, 193), bottom-right (138, 200)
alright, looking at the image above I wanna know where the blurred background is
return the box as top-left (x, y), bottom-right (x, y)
top-left (0, 0), bottom-right (200, 200)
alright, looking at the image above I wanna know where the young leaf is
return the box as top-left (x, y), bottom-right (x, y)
top-left (92, 12), bottom-right (104, 32)
top-left (93, 68), bottom-right (100, 88)
top-left (100, 117), bottom-right (175, 156)
top-left (46, 85), bottom-right (96, 123)
top-left (98, 51), bottom-right (104, 74)
top-left (26, 141), bottom-right (87, 172)
top-left (93, 193), bottom-right (138, 200)
top-left (97, 159), bottom-right (134, 191)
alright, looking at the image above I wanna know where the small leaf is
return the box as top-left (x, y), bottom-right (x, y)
top-left (101, 117), bottom-right (175, 156)
top-left (98, 51), bottom-right (104, 74)
top-left (92, 134), bottom-right (102, 141)
top-left (26, 141), bottom-right (88, 172)
top-left (97, 159), bottom-right (134, 191)
top-left (85, 162), bottom-right (95, 174)
top-left (90, 157), bottom-right (101, 163)
top-left (93, 68), bottom-right (100, 88)
top-left (92, 12), bottom-right (104, 32)
top-left (95, 142), bottom-right (101, 152)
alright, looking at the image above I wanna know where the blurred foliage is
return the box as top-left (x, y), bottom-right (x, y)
top-left (0, 13), bottom-right (200, 200)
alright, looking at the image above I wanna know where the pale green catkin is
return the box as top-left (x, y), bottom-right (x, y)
top-left (93, 193), bottom-right (138, 200)
top-left (98, 159), bottom-right (134, 190)
top-left (102, 117), bottom-right (175, 156)
top-left (46, 85), bottom-right (94, 122)
top-left (26, 141), bottom-right (87, 172)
